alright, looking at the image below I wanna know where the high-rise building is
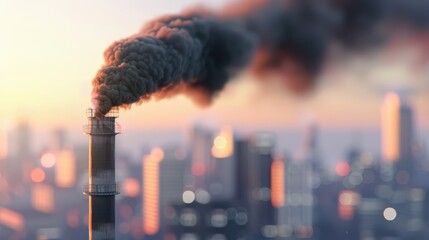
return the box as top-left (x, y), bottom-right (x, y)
top-left (6, 121), bottom-right (32, 183)
top-left (50, 128), bottom-right (67, 151)
top-left (208, 126), bottom-right (235, 200)
top-left (382, 92), bottom-right (401, 162)
top-left (381, 92), bottom-right (414, 163)
top-left (381, 92), bottom-right (415, 185)
top-left (55, 150), bottom-right (76, 188)
top-left (164, 130), bottom-right (250, 240)
top-left (189, 124), bottom-right (213, 190)
top-left (398, 99), bottom-right (414, 162)
top-left (142, 149), bottom-right (164, 238)
top-left (234, 139), bottom-right (250, 202)
top-left (281, 123), bottom-right (317, 239)
top-left (247, 133), bottom-right (277, 239)
top-left (159, 155), bottom-right (185, 236)
top-left (283, 157), bottom-right (313, 238)
top-left (16, 121), bottom-right (31, 158)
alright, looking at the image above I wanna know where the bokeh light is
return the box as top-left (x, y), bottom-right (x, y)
top-left (336, 161), bottom-right (350, 177)
top-left (40, 153), bottom-right (56, 168)
top-left (214, 136), bottom-right (227, 149)
top-left (383, 207), bottom-right (397, 221)
top-left (182, 191), bottom-right (195, 204)
top-left (191, 162), bottom-right (206, 176)
top-left (30, 168), bottom-right (46, 183)
top-left (122, 178), bottom-right (140, 198)
top-left (211, 126), bottom-right (234, 158)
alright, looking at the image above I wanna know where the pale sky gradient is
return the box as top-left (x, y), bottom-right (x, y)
top-left (1, 0), bottom-right (428, 132)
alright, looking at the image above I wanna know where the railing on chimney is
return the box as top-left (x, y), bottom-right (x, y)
top-left (86, 108), bottom-right (119, 118)
top-left (83, 108), bottom-right (121, 135)
top-left (83, 184), bottom-right (120, 196)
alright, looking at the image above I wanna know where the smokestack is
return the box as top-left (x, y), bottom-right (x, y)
top-left (83, 108), bottom-right (120, 240)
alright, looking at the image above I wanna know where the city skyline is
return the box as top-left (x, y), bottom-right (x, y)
top-left (1, 1), bottom-right (429, 239)
top-left (0, 90), bottom-right (427, 239)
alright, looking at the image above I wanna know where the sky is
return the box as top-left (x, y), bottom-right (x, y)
top-left (1, 0), bottom-right (428, 132)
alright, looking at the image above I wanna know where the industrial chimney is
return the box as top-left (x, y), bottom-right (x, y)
top-left (83, 108), bottom-right (121, 240)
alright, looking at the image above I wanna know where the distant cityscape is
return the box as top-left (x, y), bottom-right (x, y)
top-left (0, 91), bottom-right (428, 240)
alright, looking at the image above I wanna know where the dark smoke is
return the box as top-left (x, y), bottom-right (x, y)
top-left (92, 0), bottom-right (429, 115)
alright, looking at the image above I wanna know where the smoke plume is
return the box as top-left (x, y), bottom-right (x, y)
top-left (92, 0), bottom-right (429, 115)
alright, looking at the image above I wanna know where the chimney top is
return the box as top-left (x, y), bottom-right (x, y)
top-left (86, 108), bottom-right (119, 118)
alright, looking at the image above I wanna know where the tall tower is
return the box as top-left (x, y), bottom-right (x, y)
top-left (189, 124), bottom-right (213, 190)
top-left (398, 99), bottom-right (414, 162)
top-left (209, 126), bottom-right (235, 200)
top-left (381, 92), bottom-right (415, 182)
top-left (248, 133), bottom-right (276, 239)
top-left (83, 108), bottom-right (120, 240)
top-left (142, 149), bottom-right (164, 237)
top-left (280, 123), bottom-right (317, 239)
top-left (159, 153), bottom-right (185, 235)
top-left (381, 92), bottom-right (401, 162)
top-left (16, 120), bottom-right (31, 158)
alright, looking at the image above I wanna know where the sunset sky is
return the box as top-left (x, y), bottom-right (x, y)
top-left (1, 0), bottom-right (428, 132)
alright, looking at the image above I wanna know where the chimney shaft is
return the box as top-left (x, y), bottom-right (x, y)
top-left (84, 109), bottom-right (120, 240)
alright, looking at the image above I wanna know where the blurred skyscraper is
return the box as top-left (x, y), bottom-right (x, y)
top-left (398, 97), bottom-right (414, 171)
top-left (50, 128), bottom-right (67, 151)
top-left (247, 133), bottom-right (277, 239)
top-left (381, 92), bottom-right (415, 186)
top-left (142, 150), bottom-right (163, 238)
top-left (189, 124), bottom-right (213, 191)
top-left (6, 121), bottom-right (33, 183)
top-left (159, 153), bottom-right (185, 236)
top-left (16, 121), bottom-right (31, 158)
top-left (209, 126), bottom-right (235, 200)
top-left (279, 123), bottom-right (321, 239)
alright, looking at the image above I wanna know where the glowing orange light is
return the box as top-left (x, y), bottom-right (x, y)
top-left (335, 161), bottom-right (350, 177)
top-left (32, 184), bottom-right (54, 213)
top-left (122, 178), bottom-right (140, 198)
top-left (191, 162), bottom-right (206, 176)
top-left (214, 136), bottom-right (227, 149)
top-left (211, 126), bottom-right (234, 158)
top-left (55, 150), bottom-right (76, 188)
top-left (151, 147), bottom-right (164, 161)
top-left (338, 190), bottom-right (360, 220)
top-left (271, 160), bottom-right (285, 208)
top-left (31, 168), bottom-right (46, 183)
top-left (40, 153), bottom-right (56, 168)
top-left (143, 154), bottom-right (163, 235)
top-left (0, 207), bottom-right (24, 231)
top-left (338, 190), bottom-right (360, 206)
top-left (381, 92), bottom-right (400, 162)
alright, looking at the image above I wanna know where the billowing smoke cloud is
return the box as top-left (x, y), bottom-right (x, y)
top-left (92, 0), bottom-right (429, 115)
